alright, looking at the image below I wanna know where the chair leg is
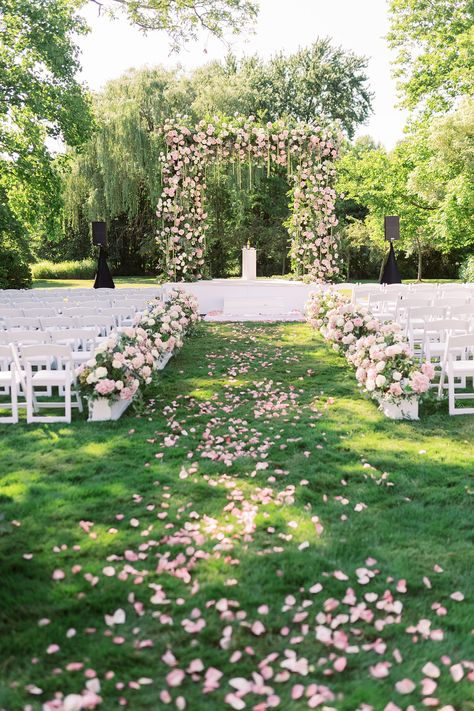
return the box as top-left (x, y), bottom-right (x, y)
top-left (26, 378), bottom-right (34, 424)
top-left (65, 384), bottom-right (72, 423)
top-left (12, 383), bottom-right (18, 423)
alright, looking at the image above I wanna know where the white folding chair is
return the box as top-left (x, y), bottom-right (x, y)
top-left (22, 306), bottom-right (58, 317)
top-left (436, 297), bottom-right (471, 313)
top-left (75, 315), bottom-right (115, 340)
top-left (99, 306), bottom-right (135, 327)
top-left (368, 293), bottom-right (395, 321)
top-left (449, 304), bottom-right (474, 320)
top-left (0, 307), bottom-right (21, 319)
top-left (0, 330), bottom-right (51, 345)
top-left (0, 345), bottom-right (19, 423)
top-left (440, 334), bottom-right (474, 415)
top-left (406, 306), bottom-right (446, 354)
top-left (62, 307), bottom-right (100, 317)
top-left (49, 329), bottom-right (97, 367)
top-left (3, 317), bottom-right (41, 331)
top-left (40, 316), bottom-right (77, 331)
top-left (422, 319), bottom-right (470, 387)
top-left (20, 344), bottom-right (82, 424)
top-left (395, 296), bottom-right (434, 325)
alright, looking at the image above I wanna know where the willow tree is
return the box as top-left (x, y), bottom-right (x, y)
top-left (62, 68), bottom-right (184, 271)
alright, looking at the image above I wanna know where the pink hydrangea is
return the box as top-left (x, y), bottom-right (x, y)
top-left (421, 361), bottom-right (436, 379)
top-left (410, 371), bottom-right (430, 394)
top-left (95, 379), bottom-right (116, 396)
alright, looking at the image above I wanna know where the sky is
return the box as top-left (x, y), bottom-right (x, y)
top-left (77, 0), bottom-right (408, 149)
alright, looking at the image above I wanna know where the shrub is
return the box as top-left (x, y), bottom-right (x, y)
top-left (459, 255), bottom-right (474, 282)
top-left (32, 259), bottom-right (97, 280)
top-left (0, 246), bottom-right (32, 289)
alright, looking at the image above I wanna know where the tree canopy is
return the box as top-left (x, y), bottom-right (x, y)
top-left (388, 0), bottom-right (474, 114)
top-left (89, 0), bottom-right (258, 49)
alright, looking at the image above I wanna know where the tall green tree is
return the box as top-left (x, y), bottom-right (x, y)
top-left (0, 0), bottom-right (93, 280)
top-left (388, 0), bottom-right (474, 114)
top-left (241, 40), bottom-right (373, 137)
top-left (61, 67), bottom-right (188, 271)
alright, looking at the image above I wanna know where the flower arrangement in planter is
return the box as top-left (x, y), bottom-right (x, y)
top-left (305, 289), bottom-right (435, 419)
top-left (77, 289), bottom-right (200, 421)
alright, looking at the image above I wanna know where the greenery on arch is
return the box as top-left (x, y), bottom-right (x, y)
top-left (157, 115), bottom-right (341, 282)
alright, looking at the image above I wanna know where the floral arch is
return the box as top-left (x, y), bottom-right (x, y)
top-left (156, 115), bottom-right (341, 282)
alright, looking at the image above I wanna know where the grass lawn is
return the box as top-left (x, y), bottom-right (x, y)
top-left (0, 322), bottom-right (473, 710)
top-left (32, 277), bottom-right (160, 289)
top-left (32, 277), bottom-right (463, 290)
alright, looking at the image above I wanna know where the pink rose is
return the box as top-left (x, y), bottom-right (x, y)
top-left (95, 379), bottom-right (115, 396)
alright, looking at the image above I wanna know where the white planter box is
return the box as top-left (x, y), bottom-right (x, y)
top-left (156, 352), bottom-right (173, 370)
top-left (88, 397), bottom-right (133, 422)
top-left (378, 397), bottom-right (419, 421)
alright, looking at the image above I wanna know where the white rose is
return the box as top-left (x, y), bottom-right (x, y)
top-left (112, 359), bottom-right (122, 369)
top-left (375, 374), bottom-right (386, 387)
top-left (366, 379), bottom-right (376, 391)
top-left (393, 371), bottom-right (402, 381)
top-left (95, 366), bottom-right (108, 379)
top-left (115, 380), bottom-right (124, 390)
top-left (376, 360), bottom-right (386, 372)
top-left (86, 359), bottom-right (97, 368)
top-left (86, 373), bottom-right (97, 384)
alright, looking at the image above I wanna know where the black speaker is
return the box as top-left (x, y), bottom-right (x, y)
top-left (92, 221), bottom-right (107, 247)
top-left (384, 216), bottom-right (400, 241)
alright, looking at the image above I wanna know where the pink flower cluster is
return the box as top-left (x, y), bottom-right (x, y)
top-left (305, 289), bottom-right (435, 404)
top-left (77, 289), bottom-right (200, 404)
top-left (156, 115), bottom-right (341, 281)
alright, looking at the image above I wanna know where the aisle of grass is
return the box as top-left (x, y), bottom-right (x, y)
top-left (0, 323), bottom-right (473, 710)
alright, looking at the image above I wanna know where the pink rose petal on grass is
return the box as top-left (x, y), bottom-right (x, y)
top-left (450, 664), bottom-right (464, 682)
top-left (52, 569), bottom-right (65, 581)
top-left (166, 668), bottom-right (185, 687)
top-left (422, 663), bottom-right (440, 679)
top-left (334, 657), bottom-right (347, 672)
top-left (291, 684), bottom-right (305, 700)
top-left (370, 662), bottom-right (391, 679)
top-left (395, 678), bottom-right (416, 694)
top-left (225, 693), bottom-right (245, 710)
top-left (251, 621), bottom-right (266, 636)
top-left (450, 591), bottom-right (464, 602)
top-left (421, 678), bottom-right (437, 695)
top-left (396, 579), bottom-right (407, 593)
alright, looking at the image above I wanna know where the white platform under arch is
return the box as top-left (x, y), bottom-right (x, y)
top-left (163, 279), bottom-right (320, 321)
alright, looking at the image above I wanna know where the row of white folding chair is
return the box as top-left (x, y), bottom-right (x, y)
top-left (396, 297), bottom-right (472, 323)
top-left (0, 310), bottom-right (140, 332)
top-left (406, 305), bottom-right (474, 346)
top-left (0, 343), bottom-right (82, 424)
top-left (0, 328), bottom-right (97, 362)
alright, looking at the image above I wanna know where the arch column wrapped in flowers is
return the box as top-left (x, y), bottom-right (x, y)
top-left (156, 115), bottom-right (341, 282)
